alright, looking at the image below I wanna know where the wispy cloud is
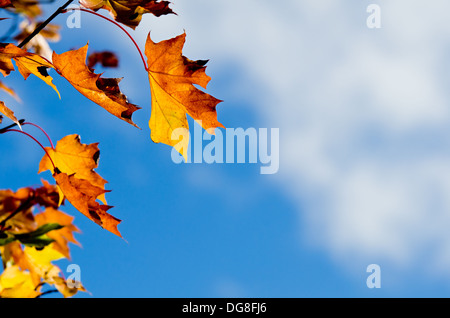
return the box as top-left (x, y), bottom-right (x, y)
top-left (137, 0), bottom-right (450, 276)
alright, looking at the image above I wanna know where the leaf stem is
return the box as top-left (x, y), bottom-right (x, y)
top-left (23, 122), bottom-right (55, 149)
top-left (0, 129), bottom-right (56, 171)
top-left (18, 0), bottom-right (74, 48)
top-left (62, 7), bottom-right (149, 71)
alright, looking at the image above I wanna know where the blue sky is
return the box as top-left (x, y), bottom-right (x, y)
top-left (3, 0), bottom-right (450, 297)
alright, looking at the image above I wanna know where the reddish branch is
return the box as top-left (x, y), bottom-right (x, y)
top-left (23, 122), bottom-right (55, 149)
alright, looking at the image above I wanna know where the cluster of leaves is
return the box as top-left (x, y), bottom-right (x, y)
top-left (0, 180), bottom-right (84, 297)
top-left (0, 0), bottom-right (224, 297)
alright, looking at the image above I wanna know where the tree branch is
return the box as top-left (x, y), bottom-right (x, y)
top-left (18, 0), bottom-right (74, 48)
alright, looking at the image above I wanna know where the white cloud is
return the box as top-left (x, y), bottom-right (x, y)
top-left (139, 0), bottom-right (450, 276)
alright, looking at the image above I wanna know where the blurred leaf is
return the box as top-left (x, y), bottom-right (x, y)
top-left (80, 0), bottom-right (174, 29)
top-left (0, 265), bottom-right (40, 298)
top-left (0, 100), bottom-right (19, 126)
top-left (87, 51), bottom-right (119, 70)
top-left (35, 208), bottom-right (80, 259)
top-left (17, 234), bottom-right (54, 248)
top-left (0, 235), bottom-right (15, 246)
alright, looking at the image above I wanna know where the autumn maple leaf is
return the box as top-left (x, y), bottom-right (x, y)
top-left (53, 171), bottom-right (121, 237)
top-left (1, 241), bottom-right (86, 297)
top-left (0, 188), bottom-right (37, 236)
top-left (34, 208), bottom-right (81, 259)
top-left (80, 0), bottom-right (174, 29)
top-left (0, 43), bottom-right (60, 97)
top-left (145, 32), bottom-right (224, 159)
top-left (38, 134), bottom-right (121, 237)
top-left (0, 181), bottom-right (86, 297)
top-left (0, 265), bottom-right (40, 298)
top-left (38, 134), bottom-right (108, 204)
top-left (52, 44), bottom-right (140, 127)
top-left (0, 180), bottom-right (60, 237)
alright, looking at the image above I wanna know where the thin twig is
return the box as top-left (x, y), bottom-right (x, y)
top-left (18, 0), bottom-right (74, 48)
top-left (23, 122), bottom-right (55, 149)
top-left (36, 289), bottom-right (59, 298)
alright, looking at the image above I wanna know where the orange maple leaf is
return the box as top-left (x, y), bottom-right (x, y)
top-left (0, 43), bottom-right (60, 97)
top-left (0, 265), bottom-right (41, 298)
top-left (0, 187), bottom-right (36, 235)
top-left (145, 32), bottom-right (224, 159)
top-left (38, 134), bottom-right (108, 205)
top-left (53, 171), bottom-right (122, 237)
top-left (0, 181), bottom-right (61, 236)
top-left (52, 44), bottom-right (140, 127)
top-left (34, 207), bottom-right (81, 259)
top-left (80, 0), bottom-right (174, 29)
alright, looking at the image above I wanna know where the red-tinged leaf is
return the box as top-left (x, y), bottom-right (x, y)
top-left (52, 45), bottom-right (140, 127)
top-left (53, 171), bottom-right (122, 238)
top-left (80, 0), bottom-right (174, 29)
top-left (38, 134), bottom-right (108, 205)
top-left (145, 32), bottom-right (224, 159)
top-left (87, 51), bottom-right (119, 70)
top-left (0, 0), bottom-right (11, 8)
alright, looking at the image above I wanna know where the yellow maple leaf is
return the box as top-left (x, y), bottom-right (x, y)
top-left (0, 43), bottom-right (60, 97)
top-left (0, 265), bottom-right (40, 298)
top-left (38, 134), bottom-right (108, 204)
top-left (145, 32), bottom-right (224, 160)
